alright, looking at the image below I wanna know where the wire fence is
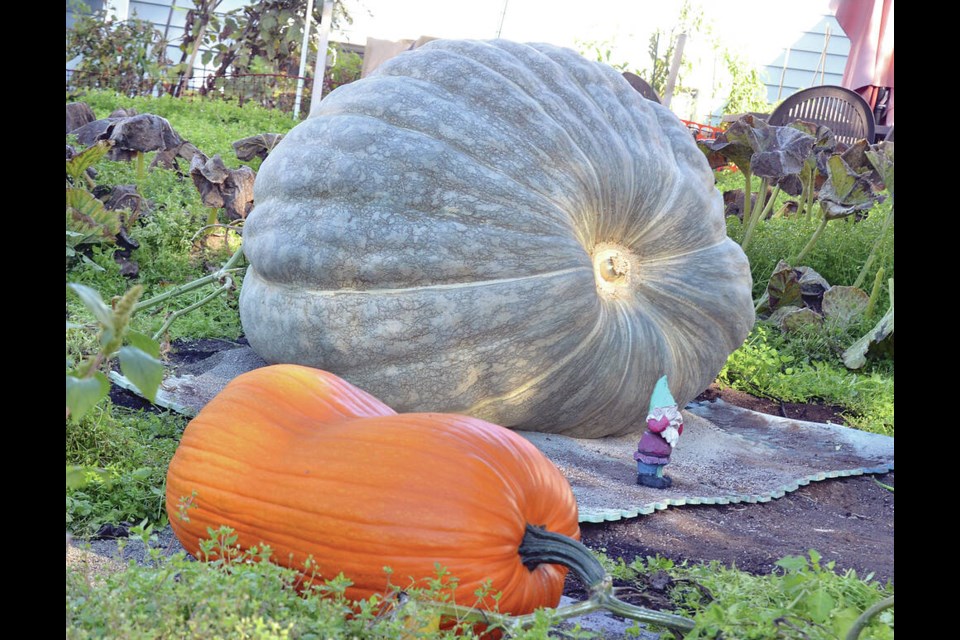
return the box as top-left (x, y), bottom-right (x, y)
top-left (66, 68), bottom-right (317, 114)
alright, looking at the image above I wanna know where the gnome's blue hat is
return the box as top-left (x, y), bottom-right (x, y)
top-left (648, 375), bottom-right (677, 414)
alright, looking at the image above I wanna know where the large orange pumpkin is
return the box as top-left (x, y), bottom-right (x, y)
top-left (166, 364), bottom-right (581, 615)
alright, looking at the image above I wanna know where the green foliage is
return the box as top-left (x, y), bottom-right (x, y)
top-left (719, 324), bottom-right (893, 435)
top-left (818, 154), bottom-right (882, 220)
top-left (78, 91), bottom-right (297, 163)
top-left (730, 202), bottom-right (894, 307)
top-left (200, 0), bottom-right (356, 88)
top-left (599, 552), bottom-right (893, 639)
top-left (66, 189), bottom-right (122, 257)
top-left (66, 140), bottom-right (127, 268)
top-left (66, 92), bottom-right (295, 343)
top-left (577, 38), bottom-right (631, 73)
top-left (66, 404), bottom-right (184, 535)
top-left (67, 284), bottom-right (164, 421)
top-left (646, 0), bottom-right (706, 99)
top-left (66, 140), bottom-right (112, 182)
top-left (722, 51), bottom-right (772, 115)
top-left (67, 526), bottom-right (525, 639)
top-left (325, 45), bottom-right (364, 93)
top-left (67, 7), bottom-right (173, 96)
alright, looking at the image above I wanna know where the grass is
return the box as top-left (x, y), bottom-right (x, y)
top-left (66, 403), bottom-right (185, 536)
top-left (729, 205), bottom-right (895, 306)
top-left (716, 168), bottom-right (894, 301)
top-left (67, 93), bottom-right (288, 538)
top-left (66, 91), bottom-right (299, 344)
top-left (719, 324), bottom-right (893, 435)
top-left (76, 91), bottom-right (298, 168)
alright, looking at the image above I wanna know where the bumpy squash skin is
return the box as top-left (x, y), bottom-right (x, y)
top-left (239, 39), bottom-right (755, 437)
top-left (165, 364), bottom-right (580, 615)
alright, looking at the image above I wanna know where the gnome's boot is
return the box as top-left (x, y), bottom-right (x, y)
top-left (637, 473), bottom-right (672, 489)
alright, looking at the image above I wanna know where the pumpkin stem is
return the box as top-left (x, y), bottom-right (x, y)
top-left (518, 524), bottom-right (695, 634)
top-left (519, 524), bottom-right (606, 587)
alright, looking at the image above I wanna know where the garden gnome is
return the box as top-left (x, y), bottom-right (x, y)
top-left (635, 375), bottom-right (683, 489)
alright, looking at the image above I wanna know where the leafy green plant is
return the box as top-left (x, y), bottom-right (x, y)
top-left (67, 6), bottom-right (173, 96)
top-left (599, 551), bottom-right (893, 639)
top-left (67, 524), bottom-right (588, 639)
top-left (646, 0), bottom-right (705, 101)
top-left (66, 92), bottom-right (300, 346)
top-left (843, 279), bottom-right (894, 370)
top-left (325, 44), bottom-right (364, 93)
top-left (854, 142), bottom-right (894, 289)
top-left (718, 323), bottom-right (893, 435)
top-left (66, 284), bottom-right (164, 423)
top-left (702, 119), bottom-right (891, 305)
top-left (721, 50), bottom-right (773, 116)
top-left (786, 147), bottom-right (883, 276)
top-left (700, 115), bottom-right (815, 251)
top-left (79, 91), bottom-right (298, 165)
top-left (170, 1), bottom-right (226, 96)
top-left (760, 261), bottom-right (883, 360)
top-left (66, 406), bottom-right (183, 534)
top-left (68, 523), bottom-right (691, 638)
top-left (729, 203), bottom-right (893, 310)
top-left (67, 141), bottom-right (124, 269)
top-left (200, 0), bottom-right (356, 90)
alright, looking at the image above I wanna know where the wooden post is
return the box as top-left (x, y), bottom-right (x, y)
top-left (293, 0), bottom-right (315, 120)
top-left (661, 32), bottom-right (686, 108)
top-left (308, 1), bottom-right (336, 118)
top-left (163, 0), bottom-right (178, 41)
top-left (812, 24), bottom-right (831, 85)
top-left (777, 46), bottom-right (791, 101)
top-left (177, 1), bottom-right (223, 97)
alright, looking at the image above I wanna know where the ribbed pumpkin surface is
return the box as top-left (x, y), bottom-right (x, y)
top-left (239, 39), bottom-right (754, 437)
top-left (166, 364), bottom-right (580, 614)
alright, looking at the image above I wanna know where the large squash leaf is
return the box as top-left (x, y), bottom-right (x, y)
top-left (822, 286), bottom-right (869, 328)
top-left (766, 260), bottom-right (802, 311)
top-left (65, 140), bottom-right (112, 182)
top-left (66, 188), bottom-right (121, 244)
top-left (843, 281), bottom-right (894, 369)
top-left (817, 155), bottom-right (882, 220)
top-left (749, 123), bottom-right (814, 180)
top-left (779, 307), bottom-right (823, 334)
top-left (866, 141), bottom-right (894, 198)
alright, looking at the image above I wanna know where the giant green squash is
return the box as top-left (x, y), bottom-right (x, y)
top-left (239, 39), bottom-right (754, 438)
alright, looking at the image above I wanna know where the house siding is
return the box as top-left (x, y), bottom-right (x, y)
top-left (762, 14), bottom-right (851, 104)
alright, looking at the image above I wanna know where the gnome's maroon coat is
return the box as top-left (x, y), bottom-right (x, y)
top-left (634, 431), bottom-right (673, 465)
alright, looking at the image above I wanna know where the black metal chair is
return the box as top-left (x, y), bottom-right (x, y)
top-left (768, 85), bottom-right (875, 146)
top-left (622, 72), bottom-right (661, 104)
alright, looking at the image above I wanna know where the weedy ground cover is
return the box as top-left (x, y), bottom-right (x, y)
top-left (597, 552), bottom-right (893, 639)
top-left (714, 167), bottom-right (893, 435)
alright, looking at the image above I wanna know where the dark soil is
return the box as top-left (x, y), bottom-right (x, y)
top-left (695, 383), bottom-right (852, 426)
top-left (570, 472), bottom-right (894, 599)
top-left (108, 338), bottom-right (249, 411)
top-left (111, 340), bottom-right (894, 593)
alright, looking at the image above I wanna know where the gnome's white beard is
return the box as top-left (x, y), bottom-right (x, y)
top-left (662, 425), bottom-right (681, 448)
